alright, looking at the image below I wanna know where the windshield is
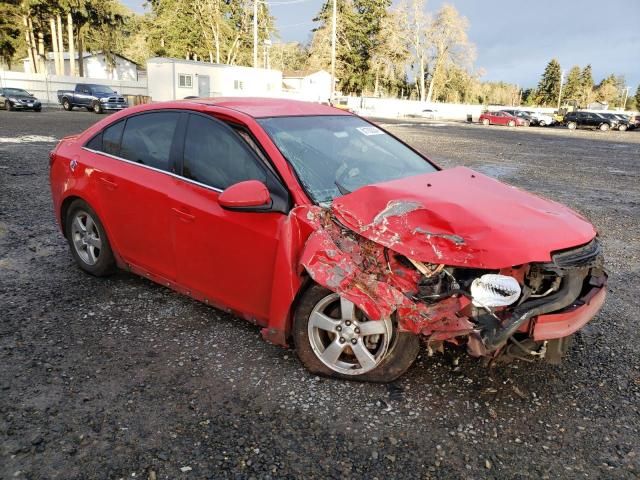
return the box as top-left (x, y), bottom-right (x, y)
top-left (4, 88), bottom-right (30, 96)
top-left (92, 86), bottom-right (115, 94)
top-left (259, 115), bottom-right (437, 203)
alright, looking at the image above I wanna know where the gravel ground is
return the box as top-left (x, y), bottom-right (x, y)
top-left (1, 109), bottom-right (639, 479)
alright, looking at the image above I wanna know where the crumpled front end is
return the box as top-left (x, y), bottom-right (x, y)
top-left (298, 205), bottom-right (607, 363)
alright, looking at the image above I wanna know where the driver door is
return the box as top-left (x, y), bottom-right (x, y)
top-left (169, 113), bottom-right (287, 322)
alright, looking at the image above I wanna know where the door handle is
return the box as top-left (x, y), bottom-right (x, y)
top-left (172, 207), bottom-right (195, 222)
top-left (99, 177), bottom-right (118, 189)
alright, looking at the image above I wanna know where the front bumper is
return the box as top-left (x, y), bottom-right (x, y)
top-left (10, 101), bottom-right (41, 110)
top-left (532, 285), bottom-right (606, 340)
top-left (102, 102), bottom-right (128, 111)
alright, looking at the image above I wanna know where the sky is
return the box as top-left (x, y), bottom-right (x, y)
top-left (122, 0), bottom-right (640, 89)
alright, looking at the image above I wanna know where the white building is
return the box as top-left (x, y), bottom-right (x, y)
top-left (283, 70), bottom-right (332, 103)
top-left (146, 57), bottom-right (283, 101)
top-left (23, 51), bottom-right (143, 81)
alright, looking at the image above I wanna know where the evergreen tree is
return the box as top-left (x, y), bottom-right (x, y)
top-left (578, 64), bottom-right (594, 107)
top-left (309, 0), bottom-right (392, 95)
top-left (562, 65), bottom-right (581, 102)
top-left (535, 58), bottom-right (562, 106)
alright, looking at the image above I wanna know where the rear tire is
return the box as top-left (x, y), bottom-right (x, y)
top-left (293, 284), bottom-right (420, 382)
top-left (65, 199), bottom-right (115, 277)
top-left (482, 119), bottom-right (489, 126)
top-left (538, 120), bottom-right (546, 127)
top-left (599, 123), bottom-right (610, 132)
top-left (508, 120), bottom-right (515, 127)
top-left (62, 98), bottom-right (73, 111)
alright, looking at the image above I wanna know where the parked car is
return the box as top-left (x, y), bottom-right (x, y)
top-left (409, 108), bottom-right (439, 120)
top-left (49, 98), bottom-right (607, 381)
top-left (564, 111), bottom-right (615, 131)
top-left (499, 109), bottom-right (533, 127)
top-left (57, 84), bottom-right (128, 114)
top-left (0, 87), bottom-right (42, 112)
top-left (521, 110), bottom-right (555, 127)
top-left (598, 112), bottom-right (631, 131)
top-left (479, 111), bottom-right (526, 127)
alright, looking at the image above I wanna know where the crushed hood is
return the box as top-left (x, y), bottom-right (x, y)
top-left (330, 166), bottom-right (596, 269)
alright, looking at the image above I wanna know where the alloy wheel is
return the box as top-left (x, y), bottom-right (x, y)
top-left (307, 293), bottom-right (392, 375)
top-left (71, 210), bottom-right (102, 265)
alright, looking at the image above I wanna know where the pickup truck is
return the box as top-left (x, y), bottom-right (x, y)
top-left (57, 83), bottom-right (128, 114)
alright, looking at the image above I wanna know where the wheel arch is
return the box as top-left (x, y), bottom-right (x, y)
top-left (59, 193), bottom-right (124, 267)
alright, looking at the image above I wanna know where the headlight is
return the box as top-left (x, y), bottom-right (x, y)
top-left (100, 97), bottom-right (109, 103)
top-left (470, 274), bottom-right (521, 308)
top-left (8, 97), bottom-right (18, 102)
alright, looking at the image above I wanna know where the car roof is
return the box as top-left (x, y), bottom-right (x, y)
top-left (190, 97), bottom-right (351, 118)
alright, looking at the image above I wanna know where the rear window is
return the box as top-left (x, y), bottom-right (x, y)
top-left (119, 112), bottom-right (180, 171)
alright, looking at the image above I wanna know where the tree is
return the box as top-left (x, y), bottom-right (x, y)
top-left (425, 4), bottom-right (474, 103)
top-left (308, 0), bottom-right (393, 95)
top-left (577, 64), bottom-right (594, 107)
top-left (0, 1), bottom-right (21, 69)
top-left (634, 84), bottom-right (640, 111)
top-left (595, 74), bottom-right (624, 107)
top-left (397, 0), bottom-right (430, 101)
top-left (535, 58), bottom-right (561, 106)
top-left (368, 9), bottom-right (409, 96)
top-left (562, 65), bottom-right (581, 102)
top-left (270, 42), bottom-right (308, 73)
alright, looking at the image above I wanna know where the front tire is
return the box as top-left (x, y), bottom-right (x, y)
top-left (539, 120), bottom-right (546, 127)
top-left (482, 119), bottom-right (489, 126)
top-left (508, 120), bottom-right (515, 127)
top-left (5, 100), bottom-right (14, 111)
top-left (567, 121), bottom-right (577, 130)
top-left (293, 285), bottom-right (420, 382)
top-left (65, 199), bottom-right (115, 276)
top-left (92, 101), bottom-right (103, 114)
top-left (618, 124), bottom-right (627, 132)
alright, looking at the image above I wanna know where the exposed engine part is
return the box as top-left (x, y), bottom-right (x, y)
top-left (470, 274), bottom-right (521, 307)
top-left (407, 258), bottom-right (444, 278)
top-left (481, 267), bottom-right (588, 351)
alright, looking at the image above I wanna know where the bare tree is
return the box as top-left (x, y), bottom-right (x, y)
top-left (397, 0), bottom-right (430, 101)
top-left (425, 4), bottom-right (474, 103)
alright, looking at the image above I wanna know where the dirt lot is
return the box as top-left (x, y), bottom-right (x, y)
top-left (1, 109), bottom-right (639, 479)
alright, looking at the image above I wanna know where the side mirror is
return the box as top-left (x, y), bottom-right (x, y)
top-left (218, 180), bottom-right (271, 211)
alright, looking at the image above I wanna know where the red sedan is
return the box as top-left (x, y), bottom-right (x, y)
top-left (479, 110), bottom-right (526, 127)
top-left (49, 98), bottom-right (606, 381)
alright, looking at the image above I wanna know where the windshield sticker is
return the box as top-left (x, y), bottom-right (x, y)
top-left (334, 131), bottom-right (348, 138)
top-left (356, 126), bottom-right (384, 136)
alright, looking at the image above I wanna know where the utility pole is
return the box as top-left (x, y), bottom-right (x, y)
top-left (330, 0), bottom-right (337, 100)
top-left (622, 86), bottom-right (630, 110)
top-left (253, 0), bottom-right (258, 69)
top-left (557, 69), bottom-right (565, 110)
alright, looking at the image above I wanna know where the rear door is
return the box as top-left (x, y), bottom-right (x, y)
top-left (169, 113), bottom-right (288, 321)
top-left (88, 111), bottom-right (182, 281)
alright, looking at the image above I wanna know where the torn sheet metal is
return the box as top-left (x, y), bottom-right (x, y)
top-left (298, 206), bottom-right (474, 342)
top-left (330, 166), bottom-right (596, 269)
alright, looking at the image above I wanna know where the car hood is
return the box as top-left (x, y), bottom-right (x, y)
top-left (330, 166), bottom-right (596, 269)
top-left (10, 95), bottom-right (37, 101)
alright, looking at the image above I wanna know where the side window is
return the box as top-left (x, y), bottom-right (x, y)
top-left (85, 120), bottom-right (124, 155)
top-left (182, 114), bottom-right (266, 190)
top-left (102, 121), bottom-right (125, 156)
top-left (120, 112), bottom-right (180, 171)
